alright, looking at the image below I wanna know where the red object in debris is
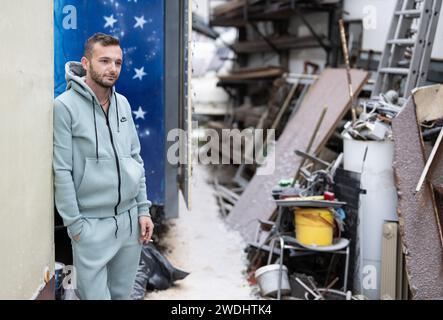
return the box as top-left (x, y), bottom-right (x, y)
top-left (247, 270), bottom-right (258, 285)
top-left (324, 191), bottom-right (335, 201)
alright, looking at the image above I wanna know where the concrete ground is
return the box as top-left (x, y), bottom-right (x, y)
top-left (145, 164), bottom-right (256, 300)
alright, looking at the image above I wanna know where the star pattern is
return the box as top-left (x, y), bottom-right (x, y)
top-left (134, 15), bottom-right (147, 29)
top-left (104, 14), bottom-right (117, 28)
top-left (133, 106), bottom-right (146, 120)
top-left (133, 66), bottom-right (147, 80)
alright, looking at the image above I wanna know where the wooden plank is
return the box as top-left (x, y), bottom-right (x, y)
top-left (413, 84), bottom-right (443, 123)
top-left (380, 222), bottom-right (399, 300)
top-left (226, 68), bottom-right (368, 241)
top-left (429, 142), bottom-right (443, 195)
top-left (230, 66), bottom-right (284, 74)
top-left (213, 0), bottom-right (246, 17)
top-left (212, 0), bottom-right (263, 17)
top-left (218, 67), bottom-right (285, 81)
top-left (391, 97), bottom-right (443, 299)
top-left (231, 36), bottom-right (324, 53)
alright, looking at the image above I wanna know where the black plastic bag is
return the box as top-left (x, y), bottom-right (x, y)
top-left (131, 243), bottom-right (189, 300)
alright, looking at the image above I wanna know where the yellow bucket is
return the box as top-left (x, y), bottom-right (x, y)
top-left (294, 208), bottom-right (334, 246)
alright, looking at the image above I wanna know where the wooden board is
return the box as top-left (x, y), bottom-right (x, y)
top-left (392, 97), bottom-right (443, 300)
top-left (429, 141), bottom-right (443, 195)
top-left (413, 84), bottom-right (443, 123)
top-left (218, 67), bottom-right (285, 81)
top-left (226, 68), bottom-right (368, 241)
top-left (231, 36), bottom-right (324, 54)
top-left (213, 0), bottom-right (261, 17)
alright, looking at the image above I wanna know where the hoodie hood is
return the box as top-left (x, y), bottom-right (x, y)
top-left (65, 61), bottom-right (116, 103)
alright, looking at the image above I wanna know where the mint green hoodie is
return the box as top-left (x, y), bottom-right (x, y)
top-left (53, 61), bottom-right (151, 238)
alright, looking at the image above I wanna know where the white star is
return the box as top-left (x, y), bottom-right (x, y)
top-left (133, 66), bottom-right (147, 80)
top-left (104, 15), bottom-right (117, 29)
top-left (134, 15), bottom-right (147, 29)
top-left (133, 106), bottom-right (146, 120)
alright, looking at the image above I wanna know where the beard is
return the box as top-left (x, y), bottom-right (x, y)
top-left (89, 64), bottom-right (118, 88)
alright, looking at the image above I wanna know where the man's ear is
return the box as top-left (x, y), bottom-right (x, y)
top-left (81, 56), bottom-right (89, 71)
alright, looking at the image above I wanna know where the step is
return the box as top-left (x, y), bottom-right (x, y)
top-left (387, 38), bottom-right (416, 46)
top-left (379, 67), bottom-right (410, 75)
top-left (394, 9), bottom-right (421, 18)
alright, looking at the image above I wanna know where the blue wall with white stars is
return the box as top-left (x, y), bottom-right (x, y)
top-left (54, 0), bottom-right (165, 205)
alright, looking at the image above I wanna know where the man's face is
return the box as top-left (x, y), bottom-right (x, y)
top-left (84, 43), bottom-right (123, 88)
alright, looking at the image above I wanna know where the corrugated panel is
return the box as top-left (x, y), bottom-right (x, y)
top-left (392, 97), bottom-right (443, 299)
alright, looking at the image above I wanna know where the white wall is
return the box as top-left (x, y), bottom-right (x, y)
top-left (288, 12), bottom-right (329, 73)
top-left (0, 0), bottom-right (54, 299)
top-left (344, 0), bottom-right (443, 59)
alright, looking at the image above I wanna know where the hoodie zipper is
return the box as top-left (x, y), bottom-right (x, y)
top-left (99, 103), bottom-right (121, 216)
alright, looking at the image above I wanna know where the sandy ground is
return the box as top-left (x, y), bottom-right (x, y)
top-left (145, 164), bottom-right (257, 300)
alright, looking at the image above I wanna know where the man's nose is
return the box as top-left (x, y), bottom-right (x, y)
top-left (109, 62), bottom-right (118, 73)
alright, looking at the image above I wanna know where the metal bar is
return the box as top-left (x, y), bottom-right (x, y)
top-left (278, 236), bottom-right (285, 300)
top-left (248, 22), bottom-right (280, 55)
top-left (307, 277), bottom-right (325, 300)
top-left (379, 67), bottom-right (410, 75)
top-left (344, 246), bottom-right (350, 292)
top-left (289, 83), bottom-right (310, 119)
top-left (417, 0), bottom-right (443, 86)
top-left (339, 19), bottom-right (357, 124)
top-left (292, 7), bottom-right (330, 52)
top-left (295, 277), bottom-right (322, 300)
top-left (395, 9), bottom-right (422, 16)
top-left (404, 0), bottom-right (434, 96)
top-left (271, 82), bottom-right (299, 130)
top-left (387, 38), bottom-right (416, 45)
top-left (327, 6), bottom-right (341, 67)
top-left (294, 149), bottom-right (332, 167)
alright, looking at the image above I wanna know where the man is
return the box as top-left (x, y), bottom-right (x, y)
top-left (53, 33), bottom-right (154, 300)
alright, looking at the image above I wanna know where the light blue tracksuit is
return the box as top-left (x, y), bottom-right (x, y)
top-left (53, 61), bottom-right (152, 300)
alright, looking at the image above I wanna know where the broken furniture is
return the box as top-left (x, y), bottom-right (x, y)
top-left (256, 198), bottom-right (350, 300)
top-left (227, 68), bottom-right (368, 242)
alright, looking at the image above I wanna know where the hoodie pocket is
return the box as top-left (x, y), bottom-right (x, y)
top-left (120, 156), bottom-right (144, 202)
top-left (77, 157), bottom-right (119, 209)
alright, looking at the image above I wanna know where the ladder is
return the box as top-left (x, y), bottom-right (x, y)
top-left (372, 0), bottom-right (442, 98)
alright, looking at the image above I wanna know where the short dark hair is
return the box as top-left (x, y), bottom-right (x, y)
top-left (84, 33), bottom-right (120, 59)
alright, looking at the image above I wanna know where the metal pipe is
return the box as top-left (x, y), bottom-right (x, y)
top-left (338, 18), bottom-right (357, 124)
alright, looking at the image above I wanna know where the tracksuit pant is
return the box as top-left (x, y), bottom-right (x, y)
top-left (70, 206), bottom-right (142, 300)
